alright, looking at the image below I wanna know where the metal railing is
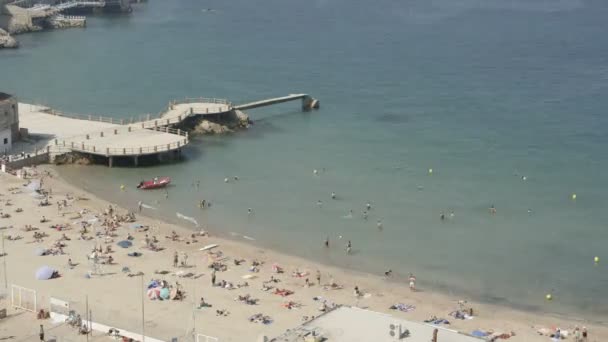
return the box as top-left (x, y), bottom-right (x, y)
top-left (51, 14), bottom-right (87, 21)
top-left (48, 125), bottom-right (189, 157)
top-left (41, 107), bottom-right (118, 124)
top-left (174, 97), bottom-right (232, 106)
top-left (51, 138), bottom-right (188, 157)
top-left (31, 96), bottom-right (233, 127)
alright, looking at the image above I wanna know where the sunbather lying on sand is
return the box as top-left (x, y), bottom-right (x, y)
top-left (273, 288), bottom-right (294, 297)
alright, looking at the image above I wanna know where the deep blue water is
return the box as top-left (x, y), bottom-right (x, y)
top-left (2, 0), bottom-right (608, 320)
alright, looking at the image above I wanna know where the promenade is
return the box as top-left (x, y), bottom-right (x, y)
top-left (13, 93), bottom-right (318, 168)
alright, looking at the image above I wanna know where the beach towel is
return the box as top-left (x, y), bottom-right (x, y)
top-left (471, 330), bottom-right (489, 337)
top-left (389, 303), bottom-right (415, 312)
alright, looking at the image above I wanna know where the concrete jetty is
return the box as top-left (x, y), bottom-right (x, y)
top-left (12, 93), bottom-right (318, 168)
top-left (20, 104), bottom-right (188, 167)
top-left (235, 94), bottom-right (319, 111)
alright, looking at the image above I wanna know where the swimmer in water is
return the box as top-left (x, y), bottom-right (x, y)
top-left (324, 237), bottom-right (329, 248)
top-left (248, 208), bottom-right (252, 215)
top-left (440, 212), bottom-right (445, 221)
top-left (449, 210), bottom-right (455, 218)
top-left (313, 169), bottom-right (318, 175)
top-left (346, 240), bottom-right (352, 254)
top-left (234, 176), bottom-right (239, 181)
top-left (384, 269), bottom-right (392, 277)
top-left (366, 202), bottom-right (371, 210)
top-left (377, 220), bottom-right (383, 230)
top-left (363, 211), bottom-right (368, 220)
top-left (317, 200), bottom-right (323, 207)
top-left (489, 204), bottom-right (497, 215)
top-left (331, 192), bottom-right (336, 200)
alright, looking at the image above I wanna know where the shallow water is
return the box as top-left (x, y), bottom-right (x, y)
top-left (2, 0), bottom-right (608, 321)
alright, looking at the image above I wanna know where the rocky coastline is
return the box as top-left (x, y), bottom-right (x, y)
top-left (0, 27), bottom-right (18, 48)
top-left (180, 109), bottom-right (252, 135)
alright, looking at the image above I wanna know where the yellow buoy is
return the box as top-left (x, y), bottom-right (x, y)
top-left (571, 193), bottom-right (577, 200)
top-left (594, 256), bottom-right (600, 264)
top-left (428, 168), bottom-right (433, 175)
top-left (546, 294), bottom-right (552, 301)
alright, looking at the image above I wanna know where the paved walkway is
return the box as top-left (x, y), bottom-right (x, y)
top-left (19, 104), bottom-right (187, 157)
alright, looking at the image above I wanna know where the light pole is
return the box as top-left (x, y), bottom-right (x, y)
top-left (2, 232), bottom-right (7, 289)
top-left (140, 273), bottom-right (145, 342)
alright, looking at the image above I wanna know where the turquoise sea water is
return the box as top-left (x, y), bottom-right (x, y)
top-left (2, 0), bottom-right (608, 321)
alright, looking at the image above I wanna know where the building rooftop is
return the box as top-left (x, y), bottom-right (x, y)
top-left (271, 306), bottom-right (483, 342)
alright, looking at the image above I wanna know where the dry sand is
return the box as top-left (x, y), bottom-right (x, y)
top-left (0, 166), bottom-right (606, 341)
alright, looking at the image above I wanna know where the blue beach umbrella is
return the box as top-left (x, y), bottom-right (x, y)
top-left (35, 266), bottom-right (55, 280)
top-left (117, 240), bottom-right (133, 248)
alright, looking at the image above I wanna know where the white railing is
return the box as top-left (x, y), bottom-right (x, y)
top-left (52, 14), bottom-right (86, 21)
top-left (41, 107), bottom-right (118, 124)
top-left (175, 97), bottom-right (232, 106)
top-left (50, 125), bottom-right (189, 157)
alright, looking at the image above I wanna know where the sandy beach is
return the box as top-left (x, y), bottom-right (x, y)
top-left (0, 166), bottom-right (606, 341)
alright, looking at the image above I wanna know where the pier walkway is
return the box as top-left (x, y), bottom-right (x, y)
top-left (16, 93), bottom-right (317, 167)
top-left (235, 94), bottom-right (319, 111)
top-left (54, 0), bottom-right (105, 11)
top-left (20, 104), bottom-right (187, 167)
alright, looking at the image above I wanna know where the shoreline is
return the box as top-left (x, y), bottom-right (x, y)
top-left (50, 165), bottom-right (608, 327)
top-left (0, 165), bottom-right (596, 340)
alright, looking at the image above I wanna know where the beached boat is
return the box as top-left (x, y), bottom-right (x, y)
top-left (137, 177), bottom-right (171, 189)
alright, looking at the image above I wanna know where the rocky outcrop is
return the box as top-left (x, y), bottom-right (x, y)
top-left (193, 120), bottom-right (232, 134)
top-left (0, 27), bottom-right (17, 48)
top-left (186, 109), bottom-right (252, 135)
top-left (3, 5), bottom-right (41, 34)
top-left (53, 152), bottom-right (94, 165)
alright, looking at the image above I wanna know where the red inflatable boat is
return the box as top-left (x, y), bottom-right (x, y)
top-left (137, 177), bottom-right (171, 189)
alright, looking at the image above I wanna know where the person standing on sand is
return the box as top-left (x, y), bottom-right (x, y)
top-left (173, 251), bottom-right (178, 268)
top-left (316, 270), bottom-right (321, 285)
top-left (138, 201), bottom-right (143, 213)
top-left (211, 269), bottom-right (216, 286)
top-left (408, 273), bottom-right (416, 291)
top-left (39, 324), bottom-right (44, 342)
top-left (346, 240), bottom-right (352, 254)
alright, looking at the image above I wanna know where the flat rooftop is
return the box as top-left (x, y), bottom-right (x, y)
top-left (271, 306), bottom-right (482, 342)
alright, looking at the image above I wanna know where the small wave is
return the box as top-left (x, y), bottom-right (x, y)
top-left (176, 212), bottom-right (199, 227)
